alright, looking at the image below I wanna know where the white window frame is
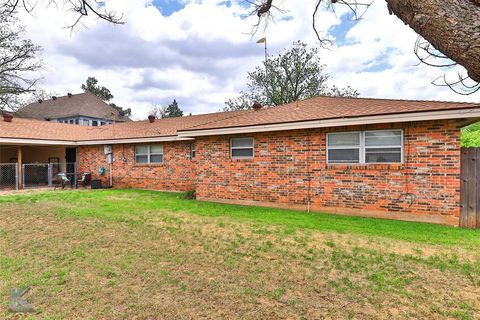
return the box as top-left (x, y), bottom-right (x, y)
top-left (230, 137), bottom-right (254, 159)
top-left (364, 129), bottom-right (403, 164)
top-left (135, 145), bottom-right (164, 164)
top-left (327, 129), bottom-right (403, 164)
top-left (326, 131), bottom-right (362, 164)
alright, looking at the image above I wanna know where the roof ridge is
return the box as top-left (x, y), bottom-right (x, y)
top-left (181, 110), bottom-right (255, 131)
top-left (115, 108), bottom-right (250, 125)
top-left (309, 95), bottom-right (480, 105)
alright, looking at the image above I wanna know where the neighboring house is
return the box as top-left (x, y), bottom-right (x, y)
top-left (1, 96), bottom-right (480, 227)
top-left (16, 92), bottom-right (131, 126)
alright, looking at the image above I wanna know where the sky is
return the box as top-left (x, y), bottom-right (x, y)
top-left (17, 0), bottom-right (479, 120)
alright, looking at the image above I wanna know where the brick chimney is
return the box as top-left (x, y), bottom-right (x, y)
top-left (2, 112), bottom-right (13, 122)
top-left (252, 101), bottom-right (262, 111)
top-left (148, 115), bottom-right (155, 123)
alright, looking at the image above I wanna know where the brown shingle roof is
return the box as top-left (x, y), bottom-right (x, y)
top-left (80, 110), bottom-right (248, 141)
top-left (1, 96), bottom-right (479, 142)
top-left (180, 96), bottom-right (480, 131)
top-left (16, 92), bottom-right (131, 122)
top-left (0, 109), bottom-right (248, 142)
top-left (0, 118), bottom-right (100, 141)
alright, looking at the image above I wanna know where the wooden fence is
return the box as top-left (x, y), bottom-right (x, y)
top-left (460, 147), bottom-right (480, 228)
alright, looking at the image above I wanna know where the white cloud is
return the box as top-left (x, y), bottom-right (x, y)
top-left (321, 0), bottom-right (479, 102)
top-left (17, 0), bottom-right (479, 120)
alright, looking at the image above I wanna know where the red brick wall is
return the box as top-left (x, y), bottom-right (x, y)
top-left (195, 120), bottom-right (462, 225)
top-left (77, 141), bottom-right (196, 192)
top-left (76, 119), bottom-right (463, 225)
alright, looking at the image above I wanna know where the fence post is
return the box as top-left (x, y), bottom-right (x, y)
top-left (74, 162), bottom-right (77, 188)
top-left (22, 164), bottom-right (25, 189)
top-left (48, 164), bottom-right (52, 187)
top-left (17, 146), bottom-right (22, 190)
top-left (15, 163), bottom-right (18, 191)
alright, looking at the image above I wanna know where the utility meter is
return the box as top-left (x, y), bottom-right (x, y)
top-left (104, 145), bottom-right (112, 155)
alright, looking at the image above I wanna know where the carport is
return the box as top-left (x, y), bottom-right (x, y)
top-left (0, 144), bottom-right (77, 189)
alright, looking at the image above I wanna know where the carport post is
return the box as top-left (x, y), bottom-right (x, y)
top-left (17, 146), bottom-right (22, 190)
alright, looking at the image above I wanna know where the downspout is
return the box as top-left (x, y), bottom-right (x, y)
top-left (110, 112), bottom-right (116, 188)
top-left (306, 131), bottom-right (312, 213)
top-left (110, 163), bottom-right (113, 188)
top-left (108, 152), bottom-right (114, 188)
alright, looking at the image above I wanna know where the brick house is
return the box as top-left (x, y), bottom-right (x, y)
top-left (1, 96), bottom-right (479, 226)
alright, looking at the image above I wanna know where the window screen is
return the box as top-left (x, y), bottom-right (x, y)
top-left (327, 130), bottom-right (402, 164)
top-left (231, 138), bottom-right (254, 159)
top-left (364, 130), bottom-right (402, 163)
top-left (327, 132), bottom-right (361, 163)
top-left (135, 145), bottom-right (164, 164)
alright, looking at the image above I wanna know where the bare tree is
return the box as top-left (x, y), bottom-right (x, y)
top-left (0, 0), bottom-right (123, 29)
top-left (18, 88), bottom-right (57, 104)
top-left (250, 0), bottom-right (480, 94)
top-left (149, 100), bottom-right (184, 118)
top-left (0, 9), bottom-right (42, 112)
top-left (149, 104), bottom-right (167, 119)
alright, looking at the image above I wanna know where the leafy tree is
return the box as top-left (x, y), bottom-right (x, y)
top-left (109, 102), bottom-right (132, 117)
top-left (461, 122), bottom-right (480, 147)
top-left (81, 77), bottom-right (113, 102)
top-left (225, 41), bottom-right (359, 111)
top-left (163, 99), bottom-right (183, 118)
top-left (81, 77), bottom-right (131, 117)
top-left (0, 9), bottom-right (42, 112)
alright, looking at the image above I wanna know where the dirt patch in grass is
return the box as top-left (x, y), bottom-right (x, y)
top-left (0, 201), bottom-right (479, 319)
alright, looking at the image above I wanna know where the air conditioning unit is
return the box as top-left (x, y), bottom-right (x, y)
top-left (104, 145), bottom-right (112, 155)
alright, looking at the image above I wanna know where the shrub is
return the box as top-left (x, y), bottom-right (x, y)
top-left (184, 190), bottom-right (196, 200)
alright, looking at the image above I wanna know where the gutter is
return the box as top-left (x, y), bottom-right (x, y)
top-left (0, 136), bottom-right (194, 146)
top-left (177, 108), bottom-right (480, 137)
top-left (2, 108), bottom-right (480, 145)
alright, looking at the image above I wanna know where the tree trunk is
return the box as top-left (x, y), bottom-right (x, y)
top-left (387, 0), bottom-right (480, 82)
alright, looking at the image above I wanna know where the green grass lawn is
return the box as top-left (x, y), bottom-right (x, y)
top-left (0, 189), bottom-right (479, 319)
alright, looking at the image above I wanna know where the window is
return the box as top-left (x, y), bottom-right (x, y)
top-left (135, 145), bottom-right (164, 164)
top-left (190, 143), bottom-right (196, 159)
top-left (327, 132), bottom-right (361, 163)
top-left (69, 119), bottom-right (74, 124)
top-left (92, 120), bottom-right (98, 127)
top-left (327, 130), bottom-right (402, 164)
top-left (364, 130), bottom-right (402, 163)
top-left (82, 119), bottom-right (90, 126)
top-left (75, 119), bottom-right (79, 125)
top-left (231, 138), bottom-right (254, 159)
top-left (101, 122), bottom-right (106, 126)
